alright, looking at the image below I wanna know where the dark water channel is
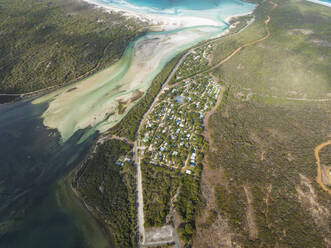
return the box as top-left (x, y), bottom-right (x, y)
top-left (0, 100), bottom-right (107, 248)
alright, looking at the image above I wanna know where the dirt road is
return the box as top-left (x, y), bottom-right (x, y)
top-left (314, 140), bottom-right (331, 195)
top-left (134, 50), bottom-right (191, 247)
top-left (134, 15), bottom-right (273, 247)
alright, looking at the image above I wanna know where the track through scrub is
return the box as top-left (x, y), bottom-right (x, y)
top-left (314, 140), bottom-right (331, 195)
top-left (176, 15), bottom-right (272, 84)
top-left (133, 14), bottom-right (274, 248)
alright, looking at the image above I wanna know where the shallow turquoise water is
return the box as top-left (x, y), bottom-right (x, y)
top-left (306, 0), bottom-right (331, 5)
top-left (0, 0), bottom-right (255, 247)
top-left (126, 0), bottom-right (235, 10)
top-left (96, 0), bottom-right (256, 25)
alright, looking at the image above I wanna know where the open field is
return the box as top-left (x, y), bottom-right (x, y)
top-left (195, 0), bottom-right (331, 247)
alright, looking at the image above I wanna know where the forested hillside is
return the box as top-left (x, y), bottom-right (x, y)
top-left (0, 0), bottom-right (147, 94)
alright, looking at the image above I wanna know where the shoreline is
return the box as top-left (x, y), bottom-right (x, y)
top-left (0, 1), bottom-right (255, 104)
top-left (305, 0), bottom-right (331, 7)
top-left (82, 0), bottom-right (255, 31)
top-left (83, 0), bottom-right (218, 30)
top-left (55, 5), bottom-right (259, 247)
top-left (57, 174), bottom-right (115, 248)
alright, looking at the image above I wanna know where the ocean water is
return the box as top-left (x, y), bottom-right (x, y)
top-left (35, 0), bottom-right (256, 143)
top-left (0, 100), bottom-right (103, 247)
top-left (306, 0), bottom-right (331, 6)
top-left (0, 0), bottom-right (255, 247)
top-left (92, 0), bottom-right (256, 25)
top-left (126, 0), bottom-right (239, 10)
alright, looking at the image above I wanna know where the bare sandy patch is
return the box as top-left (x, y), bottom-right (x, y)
top-left (296, 174), bottom-right (330, 231)
top-left (244, 186), bottom-right (258, 240)
top-left (321, 165), bottom-right (331, 186)
top-left (287, 29), bottom-right (313, 35)
top-left (34, 26), bottom-right (222, 141)
top-left (144, 225), bottom-right (175, 245)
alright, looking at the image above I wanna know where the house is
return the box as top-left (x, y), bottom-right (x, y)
top-left (186, 170), bottom-right (192, 175)
top-left (115, 161), bottom-right (123, 166)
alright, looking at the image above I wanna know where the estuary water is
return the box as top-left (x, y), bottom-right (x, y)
top-left (0, 0), bottom-right (255, 247)
top-left (305, 0), bottom-right (331, 7)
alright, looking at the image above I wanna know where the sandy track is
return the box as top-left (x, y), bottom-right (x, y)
top-left (134, 51), bottom-right (189, 247)
top-left (314, 140), bottom-right (331, 195)
top-left (134, 15), bottom-right (273, 248)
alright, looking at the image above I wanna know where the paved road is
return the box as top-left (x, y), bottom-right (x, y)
top-left (134, 50), bottom-right (191, 247)
top-left (133, 16), bottom-right (271, 247)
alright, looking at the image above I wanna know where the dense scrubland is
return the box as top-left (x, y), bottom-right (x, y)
top-left (0, 0), bottom-right (146, 94)
top-left (196, 91), bottom-right (330, 247)
top-left (73, 140), bottom-right (136, 248)
top-left (194, 0), bottom-right (331, 247)
top-left (11, 0), bottom-right (329, 246)
top-left (142, 162), bottom-right (181, 227)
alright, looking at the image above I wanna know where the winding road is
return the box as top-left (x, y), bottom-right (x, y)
top-left (314, 140), bottom-right (331, 195)
top-left (134, 15), bottom-right (273, 247)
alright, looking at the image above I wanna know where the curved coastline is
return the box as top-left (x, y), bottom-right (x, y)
top-left (34, 0), bottom-right (256, 143)
top-left (305, 0), bottom-right (331, 7)
top-left (0, 1), bottom-right (257, 247)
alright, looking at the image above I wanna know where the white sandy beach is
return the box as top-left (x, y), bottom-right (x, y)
top-left (83, 0), bottom-right (254, 30)
top-left (84, 0), bottom-right (219, 29)
top-left (34, 0), bottom-right (256, 142)
top-left (305, 0), bottom-right (331, 7)
top-left (34, 26), bottom-right (223, 141)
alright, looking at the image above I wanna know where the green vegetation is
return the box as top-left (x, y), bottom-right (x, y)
top-left (168, 14), bottom-right (255, 86)
top-left (141, 161), bottom-right (181, 227)
top-left (73, 139), bottom-right (136, 248)
top-left (110, 53), bottom-right (184, 140)
top-left (138, 71), bottom-right (217, 244)
top-left (196, 0), bottom-right (331, 247)
top-left (56, 176), bottom-right (112, 248)
top-left (139, 74), bottom-right (219, 172)
top-left (228, 14), bottom-right (255, 33)
top-left (215, 185), bottom-right (246, 229)
top-left (171, 45), bottom-right (213, 83)
top-left (213, 0), bottom-right (330, 99)
top-left (176, 174), bottom-right (202, 245)
top-left (0, 0), bottom-right (146, 94)
top-left (207, 89), bottom-right (330, 247)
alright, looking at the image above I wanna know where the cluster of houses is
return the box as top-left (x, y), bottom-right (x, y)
top-left (115, 156), bottom-right (131, 167)
top-left (138, 74), bottom-right (221, 175)
top-left (174, 44), bottom-right (213, 81)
